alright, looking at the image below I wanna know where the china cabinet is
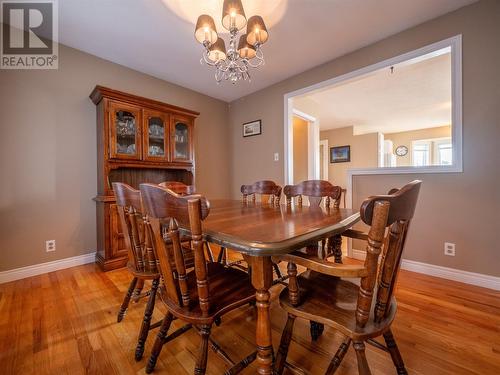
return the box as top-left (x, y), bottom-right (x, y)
top-left (90, 86), bottom-right (198, 270)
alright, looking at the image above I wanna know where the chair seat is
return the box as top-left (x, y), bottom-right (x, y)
top-left (161, 262), bottom-right (255, 324)
top-left (127, 262), bottom-right (160, 279)
top-left (279, 270), bottom-right (397, 340)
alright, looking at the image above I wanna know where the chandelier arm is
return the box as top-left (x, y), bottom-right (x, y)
top-left (246, 57), bottom-right (264, 68)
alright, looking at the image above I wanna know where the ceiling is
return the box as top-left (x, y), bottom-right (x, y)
top-left (294, 51), bottom-right (452, 134)
top-left (57, 0), bottom-right (476, 102)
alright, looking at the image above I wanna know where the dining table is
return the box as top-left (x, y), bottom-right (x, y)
top-left (201, 199), bottom-right (361, 375)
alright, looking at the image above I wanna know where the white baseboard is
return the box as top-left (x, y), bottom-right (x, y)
top-left (0, 252), bottom-right (96, 284)
top-left (350, 249), bottom-right (500, 291)
top-left (400, 259), bottom-right (500, 291)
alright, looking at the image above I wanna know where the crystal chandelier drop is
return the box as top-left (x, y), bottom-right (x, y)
top-left (194, 0), bottom-right (269, 84)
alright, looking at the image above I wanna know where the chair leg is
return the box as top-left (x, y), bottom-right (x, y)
top-left (194, 324), bottom-right (211, 375)
top-left (117, 277), bottom-right (138, 322)
top-left (133, 278), bottom-right (145, 302)
top-left (353, 341), bottom-right (372, 375)
top-left (146, 312), bottom-right (174, 374)
top-left (204, 242), bottom-right (215, 262)
top-left (383, 329), bottom-right (408, 375)
top-left (325, 337), bottom-right (351, 375)
top-left (310, 321), bottom-right (325, 341)
top-left (272, 262), bottom-right (283, 279)
top-left (217, 247), bottom-right (227, 265)
top-left (275, 314), bottom-right (296, 375)
top-left (135, 278), bottom-right (159, 361)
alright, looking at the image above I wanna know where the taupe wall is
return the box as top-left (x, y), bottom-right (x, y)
top-left (385, 125), bottom-right (451, 166)
top-left (320, 126), bottom-right (378, 188)
top-left (0, 43), bottom-right (230, 271)
top-left (292, 116), bottom-right (308, 183)
top-left (228, 0), bottom-right (500, 276)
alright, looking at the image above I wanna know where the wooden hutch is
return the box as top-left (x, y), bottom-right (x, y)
top-left (90, 86), bottom-right (198, 271)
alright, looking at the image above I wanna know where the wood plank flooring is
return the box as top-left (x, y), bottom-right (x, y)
top-left (0, 256), bottom-right (499, 374)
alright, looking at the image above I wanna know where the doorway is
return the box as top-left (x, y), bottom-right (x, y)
top-left (290, 109), bottom-right (319, 184)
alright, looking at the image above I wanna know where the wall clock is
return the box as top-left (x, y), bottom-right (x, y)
top-left (395, 145), bottom-right (408, 157)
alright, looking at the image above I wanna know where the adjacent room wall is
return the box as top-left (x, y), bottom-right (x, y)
top-left (228, 0), bottom-right (500, 277)
top-left (292, 116), bottom-right (309, 183)
top-left (385, 125), bottom-right (451, 166)
top-left (320, 126), bottom-right (378, 189)
top-left (0, 42), bottom-right (230, 271)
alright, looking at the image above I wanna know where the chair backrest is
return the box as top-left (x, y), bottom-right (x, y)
top-left (159, 181), bottom-right (196, 195)
top-left (140, 183), bottom-right (211, 314)
top-left (241, 180), bottom-right (282, 205)
top-left (283, 180), bottom-right (342, 208)
top-left (355, 180), bottom-right (421, 327)
top-left (113, 182), bottom-right (157, 274)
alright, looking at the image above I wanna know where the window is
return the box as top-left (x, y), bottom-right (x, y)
top-left (434, 139), bottom-right (453, 165)
top-left (412, 138), bottom-right (452, 167)
top-left (412, 141), bottom-right (431, 166)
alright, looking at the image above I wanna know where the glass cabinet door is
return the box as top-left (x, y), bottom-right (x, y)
top-left (170, 117), bottom-right (193, 163)
top-left (109, 102), bottom-right (142, 160)
top-left (143, 110), bottom-right (169, 161)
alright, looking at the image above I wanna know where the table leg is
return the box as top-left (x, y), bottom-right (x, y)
top-left (251, 256), bottom-right (274, 375)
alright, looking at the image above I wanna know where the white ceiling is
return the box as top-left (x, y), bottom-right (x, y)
top-left (57, 0), bottom-right (476, 102)
top-left (294, 51), bottom-right (452, 134)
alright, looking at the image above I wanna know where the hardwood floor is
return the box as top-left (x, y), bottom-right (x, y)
top-left (0, 256), bottom-right (499, 374)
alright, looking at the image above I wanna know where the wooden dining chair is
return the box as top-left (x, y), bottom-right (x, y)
top-left (139, 183), bottom-right (257, 375)
top-left (284, 180), bottom-right (343, 259)
top-left (241, 180), bottom-right (282, 205)
top-left (235, 180), bottom-right (285, 279)
top-left (283, 180), bottom-right (345, 339)
top-left (113, 182), bottom-right (161, 361)
top-left (159, 181), bottom-right (215, 263)
top-left (274, 180), bottom-right (422, 375)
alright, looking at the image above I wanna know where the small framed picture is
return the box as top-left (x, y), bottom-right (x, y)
top-left (330, 145), bottom-right (351, 163)
top-left (243, 120), bottom-right (262, 137)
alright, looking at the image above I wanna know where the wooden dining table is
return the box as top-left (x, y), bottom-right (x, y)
top-left (201, 199), bottom-right (360, 375)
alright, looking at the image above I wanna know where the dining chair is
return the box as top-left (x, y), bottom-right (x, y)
top-left (113, 182), bottom-right (162, 361)
top-left (283, 180), bottom-right (344, 339)
top-left (274, 180), bottom-right (422, 375)
top-left (159, 181), bottom-right (215, 262)
top-left (241, 179), bottom-right (282, 205)
top-left (140, 183), bottom-right (257, 375)
top-left (284, 180), bottom-right (343, 258)
top-left (237, 180), bottom-right (285, 280)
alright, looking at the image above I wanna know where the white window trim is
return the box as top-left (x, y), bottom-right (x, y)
top-left (434, 139), bottom-right (453, 166)
top-left (284, 35), bottom-right (463, 185)
top-left (283, 35), bottom-right (463, 257)
top-left (411, 140), bottom-right (432, 166)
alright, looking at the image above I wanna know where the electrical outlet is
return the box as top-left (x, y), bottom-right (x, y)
top-left (274, 152), bottom-right (279, 161)
top-left (46, 240), bottom-right (56, 252)
top-left (444, 242), bottom-right (455, 256)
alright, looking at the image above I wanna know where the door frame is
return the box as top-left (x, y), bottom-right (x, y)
top-left (319, 139), bottom-right (328, 180)
top-left (288, 109), bottom-right (319, 184)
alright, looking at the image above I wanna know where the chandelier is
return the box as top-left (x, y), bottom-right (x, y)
top-left (194, 0), bottom-right (269, 84)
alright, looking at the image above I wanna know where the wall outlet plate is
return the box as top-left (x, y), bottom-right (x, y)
top-left (274, 152), bottom-right (279, 161)
top-left (444, 242), bottom-right (455, 256)
top-left (46, 240), bottom-right (56, 252)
